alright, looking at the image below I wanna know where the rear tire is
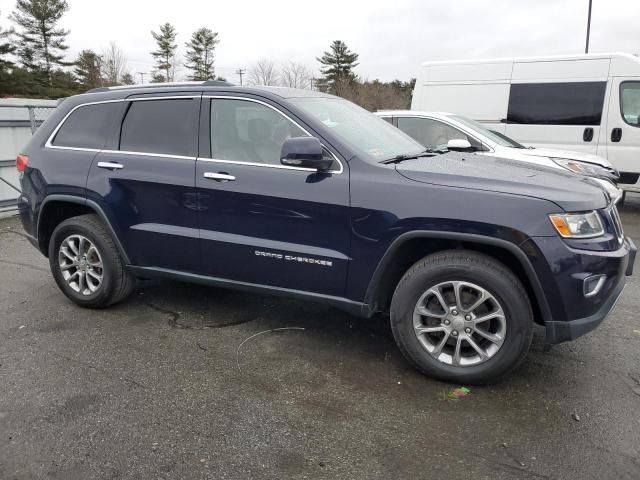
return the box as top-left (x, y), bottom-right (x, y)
top-left (390, 250), bottom-right (533, 384)
top-left (49, 214), bottom-right (136, 308)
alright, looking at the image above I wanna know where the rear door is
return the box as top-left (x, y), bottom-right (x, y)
top-left (195, 95), bottom-right (351, 297)
top-left (603, 78), bottom-right (640, 180)
top-left (86, 93), bottom-right (201, 272)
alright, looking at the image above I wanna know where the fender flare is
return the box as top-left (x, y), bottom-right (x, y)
top-left (363, 230), bottom-right (552, 324)
top-left (37, 194), bottom-right (131, 264)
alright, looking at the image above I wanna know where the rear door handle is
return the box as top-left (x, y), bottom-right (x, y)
top-left (204, 172), bottom-right (236, 182)
top-left (97, 161), bottom-right (124, 170)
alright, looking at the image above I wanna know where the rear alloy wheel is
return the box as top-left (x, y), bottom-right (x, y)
top-left (49, 214), bottom-right (136, 308)
top-left (58, 234), bottom-right (104, 296)
top-left (390, 250), bottom-right (533, 384)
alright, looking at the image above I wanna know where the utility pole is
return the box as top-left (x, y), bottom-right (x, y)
top-left (137, 72), bottom-right (147, 84)
top-left (585, 0), bottom-right (593, 54)
top-left (235, 68), bottom-right (245, 86)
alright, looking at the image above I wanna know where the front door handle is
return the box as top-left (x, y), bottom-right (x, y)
top-left (97, 161), bottom-right (124, 170)
top-left (611, 128), bottom-right (622, 143)
top-left (204, 172), bottom-right (236, 182)
top-left (583, 127), bottom-right (594, 142)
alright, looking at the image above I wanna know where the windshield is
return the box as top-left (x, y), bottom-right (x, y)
top-left (621, 81), bottom-right (640, 126)
top-left (289, 97), bottom-right (424, 162)
top-left (449, 115), bottom-right (526, 148)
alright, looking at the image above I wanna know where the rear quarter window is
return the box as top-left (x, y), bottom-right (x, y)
top-left (51, 102), bottom-right (121, 149)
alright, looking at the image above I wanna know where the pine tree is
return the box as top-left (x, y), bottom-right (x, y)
top-left (0, 12), bottom-right (16, 71)
top-left (10, 0), bottom-right (70, 86)
top-left (74, 49), bottom-right (102, 91)
top-left (316, 40), bottom-right (359, 92)
top-left (184, 27), bottom-right (219, 81)
top-left (151, 22), bottom-right (177, 82)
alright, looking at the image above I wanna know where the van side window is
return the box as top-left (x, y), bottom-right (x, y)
top-left (209, 99), bottom-right (308, 166)
top-left (52, 103), bottom-right (121, 149)
top-left (119, 98), bottom-right (197, 157)
top-left (507, 82), bottom-right (606, 126)
top-left (397, 117), bottom-right (482, 150)
top-left (620, 82), bottom-right (640, 127)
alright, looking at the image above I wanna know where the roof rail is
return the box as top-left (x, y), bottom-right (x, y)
top-left (87, 79), bottom-right (233, 93)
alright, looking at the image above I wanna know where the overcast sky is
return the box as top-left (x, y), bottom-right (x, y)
top-left (1, 0), bottom-right (639, 83)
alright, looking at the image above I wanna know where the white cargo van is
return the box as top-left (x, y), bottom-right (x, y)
top-left (411, 53), bottom-right (640, 192)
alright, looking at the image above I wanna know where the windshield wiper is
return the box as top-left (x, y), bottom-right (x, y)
top-left (380, 148), bottom-right (442, 164)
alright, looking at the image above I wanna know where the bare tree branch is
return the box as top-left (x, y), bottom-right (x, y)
top-left (280, 61), bottom-right (311, 89)
top-left (247, 58), bottom-right (279, 86)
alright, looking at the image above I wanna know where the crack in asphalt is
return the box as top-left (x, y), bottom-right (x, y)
top-left (142, 300), bottom-right (259, 330)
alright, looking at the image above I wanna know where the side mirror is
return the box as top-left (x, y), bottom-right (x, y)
top-left (280, 137), bottom-right (333, 171)
top-left (447, 139), bottom-right (473, 151)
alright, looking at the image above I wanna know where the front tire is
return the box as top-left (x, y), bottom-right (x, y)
top-left (49, 214), bottom-right (136, 308)
top-left (390, 250), bottom-right (533, 384)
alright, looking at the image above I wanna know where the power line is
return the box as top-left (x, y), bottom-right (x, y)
top-left (235, 68), bottom-right (245, 86)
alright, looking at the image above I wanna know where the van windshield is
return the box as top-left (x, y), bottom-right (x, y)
top-left (621, 82), bottom-right (640, 127)
top-left (289, 97), bottom-right (424, 162)
top-left (449, 115), bottom-right (526, 149)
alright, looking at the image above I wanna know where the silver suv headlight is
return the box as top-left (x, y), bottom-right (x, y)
top-left (551, 158), bottom-right (610, 177)
top-left (548, 211), bottom-right (605, 238)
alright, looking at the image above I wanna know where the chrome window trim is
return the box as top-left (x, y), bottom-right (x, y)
top-left (45, 96), bottom-right (201, 151)
top-left (202, 95), bottom-right (344, 174)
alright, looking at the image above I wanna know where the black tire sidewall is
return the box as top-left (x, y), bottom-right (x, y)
top-left (391, 258), bottom-right (532, 384)
top-left (49, 220), bottom-right (119, 308)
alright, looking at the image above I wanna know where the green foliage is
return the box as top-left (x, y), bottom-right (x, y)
top-left (0, 12), bottom-right (16, 71)
top-left (151, 22), bottom-right (177, 82)
top-left (10, 0), bottom-right (70, 85)
top-left (120, 72), bottom-right (134, 85)
top-left (0, 66), bottom-right (79, 98)
top-left (184, 27), bottom-right (219, 81)
top-left (74, 49), bottom-right (102, 91)
top-left (316, 40), bottom-right (359, 93)
top-left (150, 71), bottom-right (166, 83)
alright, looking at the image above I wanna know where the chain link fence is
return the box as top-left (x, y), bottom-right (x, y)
top-left (0, 102), bottom-right (58, 213)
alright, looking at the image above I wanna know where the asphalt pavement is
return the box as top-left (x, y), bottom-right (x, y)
top-left (0, 195), bottom-right (639, 480)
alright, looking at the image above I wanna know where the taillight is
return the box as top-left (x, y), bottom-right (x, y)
top-left (16, 154), bottom-right (29, 172)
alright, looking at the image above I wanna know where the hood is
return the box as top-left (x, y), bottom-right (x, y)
top-left (395, 152), bottom-right (609, 211)
top-left (519, 147), bottom-right (612, 168)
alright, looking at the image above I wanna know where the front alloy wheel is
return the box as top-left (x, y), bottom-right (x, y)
top-left (413, 281), bottom-right (507, 367)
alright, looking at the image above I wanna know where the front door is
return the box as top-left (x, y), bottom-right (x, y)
top-left (603, 78), bottom-right (640, 182)
top-left (86, 94), bottom-right (201, 272)
top-left (195, 96), bottom-right (350, 297)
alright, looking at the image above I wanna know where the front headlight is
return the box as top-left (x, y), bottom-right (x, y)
top-left (548, 211), bottom-right (605, 238)
top-left (551, 158), bottom-right (609, 177)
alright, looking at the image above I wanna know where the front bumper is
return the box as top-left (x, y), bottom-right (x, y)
top-left (527, 236), bottom-right (636, 345)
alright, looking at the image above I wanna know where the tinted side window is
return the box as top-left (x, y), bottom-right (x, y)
top-left (120, 98), bottom-right (197, 156)
top-left (507, 82), bottom-right (606, 125)
top-left (210, 99), bottom-right (308, 165)
top-left (396, 117), bottom-right (481, 150)
top-left (52, 102), bottom-right (121, 149)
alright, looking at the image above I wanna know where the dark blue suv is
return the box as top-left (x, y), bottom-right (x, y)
top-left (16, 83), bottom-right (636, 383)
